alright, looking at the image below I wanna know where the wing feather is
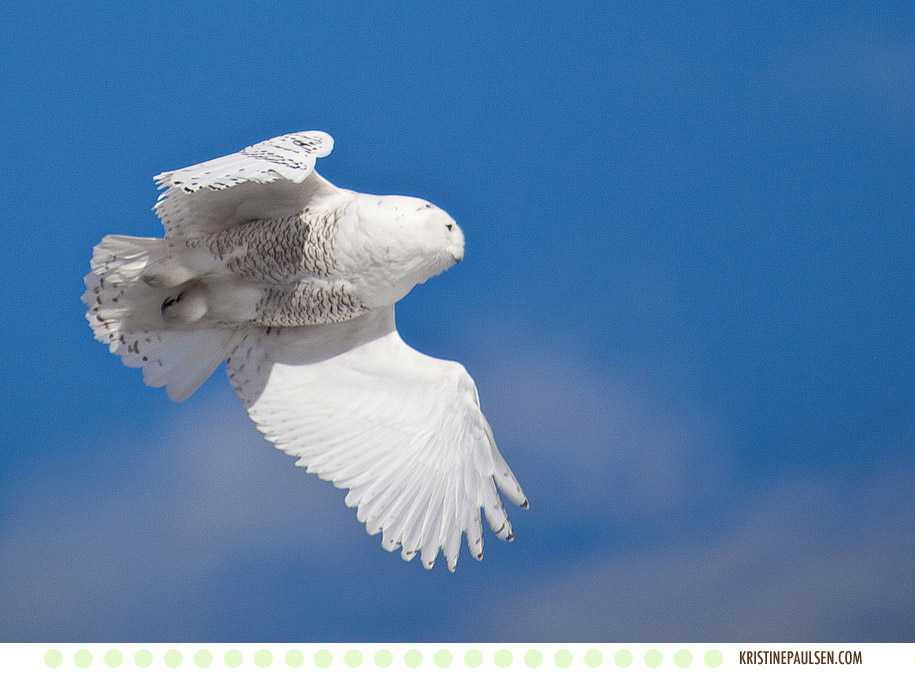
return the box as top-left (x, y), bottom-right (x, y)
top-left (152, 131), bottom-right (340, 237)
top-left (227, 308), bottom-right (527, 571)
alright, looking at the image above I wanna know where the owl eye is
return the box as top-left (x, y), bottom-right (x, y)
top-left (446, 223), bottom-right (453, 231)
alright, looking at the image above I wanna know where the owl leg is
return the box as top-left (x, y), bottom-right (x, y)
top-left (161, 281), bottom-right (208, 323)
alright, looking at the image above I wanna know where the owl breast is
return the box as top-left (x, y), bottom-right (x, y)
top-left (180, 204), bottom-right (370, 326)
top-left (200, 208), bottom-right (343, 283)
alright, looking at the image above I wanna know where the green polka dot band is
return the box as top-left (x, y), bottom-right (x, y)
top-left (25, 644), bottom-right (912, 671)
top-left (18, 645), bottom-right (733, 670)
top-left (17, 645), bottom-right (900, 670)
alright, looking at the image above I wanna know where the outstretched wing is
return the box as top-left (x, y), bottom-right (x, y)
top-left (226, 308), bottom-right (528, 572)
top-left (153, 131), bottom-right (340, 237)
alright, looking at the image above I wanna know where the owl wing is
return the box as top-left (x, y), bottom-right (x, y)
top-left (152, 131), bottom-right (340, 237)
top-left (226, 308), bottom-right (528, 571)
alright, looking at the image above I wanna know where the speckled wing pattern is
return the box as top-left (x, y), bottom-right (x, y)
top-left (227, 309), bottom-right (528, 572)
top-left (152, 131), bottom-right (338, 236)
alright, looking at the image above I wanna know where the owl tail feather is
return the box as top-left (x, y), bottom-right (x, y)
top-left (82, 234), bottom-right (245, 402)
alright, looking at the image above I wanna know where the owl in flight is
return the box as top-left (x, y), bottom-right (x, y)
top-left (82, 131), bottom-right (527, 571)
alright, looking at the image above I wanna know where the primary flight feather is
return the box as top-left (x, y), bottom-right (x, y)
top-left (82, 131), bottom-right (527, 571)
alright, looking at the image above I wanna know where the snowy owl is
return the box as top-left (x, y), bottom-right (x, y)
top-left (82, 131), bottom-right (527, 571)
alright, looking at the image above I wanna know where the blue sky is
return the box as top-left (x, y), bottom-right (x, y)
top-left (1, 1), bottom-right (914, 642)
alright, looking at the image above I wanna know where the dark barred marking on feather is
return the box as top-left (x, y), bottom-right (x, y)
top-left (256, 281), bottom-right (368, 326)
top-left (200, 207), bottom-right (344, 284)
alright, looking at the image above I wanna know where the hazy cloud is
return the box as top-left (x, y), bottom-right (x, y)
top-left (465, 321), bottom-right (732, 524)
top-left (0, 393), bottom-right (362, 640)
top-left (3, 322), bottom-right (910, 642)
top-left (466, 461), bottom-right (915, 641)
top-left (776, 26), bottom-right (915, 122)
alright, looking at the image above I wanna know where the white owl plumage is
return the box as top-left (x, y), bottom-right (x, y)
top-left (82, 131), bottom-right (527, 571)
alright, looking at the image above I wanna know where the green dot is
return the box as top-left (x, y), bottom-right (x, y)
top-left (165, 649), bottom-right (183, 668)
top-left (675, 649), bottom-right (693, 668)
top-left (255, 649), bottom-right (273, 668)
top-left (524, 649), bottom-right (543, 668)
top-left (464, 649), bottom-right (483, 668)
top-left (495, 650), bottom-right (513, 668)
top-left (135, 650), bottom-right (153, 668)
top-left (194, 649), bottom-right (213, 668)
top-left (344, 649), bottom-right (362, 668)
top-left (314, 650), bottom-right (332, 668)
top-left (645, 649), bottom-right (663, 668)
top-left (286, 649), bottom-right (304, 668)
top-left (585, 649), bottom-right (603, 668)
top-left (614, 649), bottom-right (633, 668)
top-left (374, 650), bottom-right (393, 668)
top-left (44, 650), bottom-right (63, 668)
top-left (225, 649), bottom-right (243, 668)
top-left (434, 649), bottom-right (453, 667)
top-left (105, 649), bottom-right (124, 668)
top-left (404, 649), bottom-right (423, 668)
top-left (704, 649), bottom-right (723, 668)
top-left (555, 649), bottom-right (573, 668)
top-left (75, 650), bottom-right (93, 668)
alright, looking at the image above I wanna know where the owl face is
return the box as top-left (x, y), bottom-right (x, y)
top-left (416, 201), bottom-right (464, 268)
top-left (364, 194), bottom-right (462, 266)
top-left (343, 194), bottom-right (466, 307)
